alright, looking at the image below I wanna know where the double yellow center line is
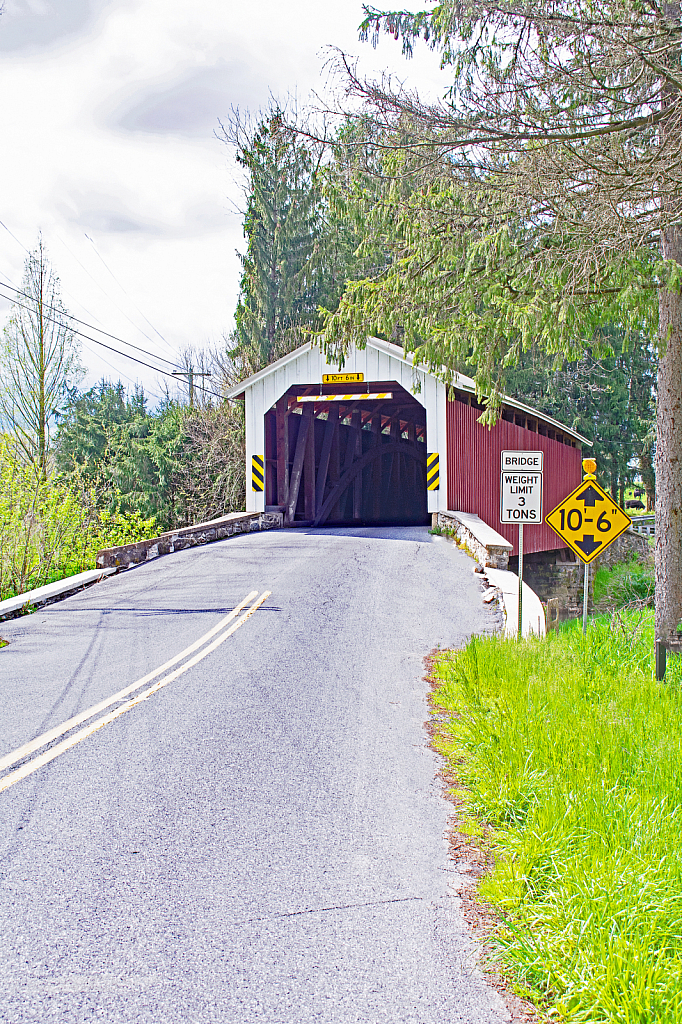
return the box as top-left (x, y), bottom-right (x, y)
top-left (0, 589), bottom-right (271, 794)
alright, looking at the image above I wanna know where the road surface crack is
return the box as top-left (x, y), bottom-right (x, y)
top-left (239, 895), bottom-right (423, 925)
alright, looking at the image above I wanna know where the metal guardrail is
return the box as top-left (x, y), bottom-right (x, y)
top-left (629, 515), bottom-right (655, 537)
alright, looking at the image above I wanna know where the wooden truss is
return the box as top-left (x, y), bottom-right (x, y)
top-left (265, 386), bottom-right (428, 526)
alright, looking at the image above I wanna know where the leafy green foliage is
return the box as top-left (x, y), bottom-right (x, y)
top-left (504, 331), bottom-right (656, 500)
top-left (0, 435), bottom-right (153, 600)
top-left (54, 380), bottom-right (245, 531)
top-left (433, 616), bottom-right (682, 1021)
top-left (322, 170), bottom-right (658, 418)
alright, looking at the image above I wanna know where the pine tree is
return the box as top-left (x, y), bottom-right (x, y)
top-left (225, 109), bottom-right (328, 368)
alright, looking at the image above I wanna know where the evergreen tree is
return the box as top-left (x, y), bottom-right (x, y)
top-left (55, 379), bottom-right (245, 529)
top-left (54, 379), bottom-right (146, 484)
top-left (224, 108), bottom-right (329, 368)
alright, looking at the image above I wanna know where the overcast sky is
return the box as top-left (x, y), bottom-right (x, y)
top-left (0, 0), bottom-right (448, 405)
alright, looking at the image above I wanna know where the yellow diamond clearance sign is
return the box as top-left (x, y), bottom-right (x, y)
top-left (545, 479), bottom-right (631, 563)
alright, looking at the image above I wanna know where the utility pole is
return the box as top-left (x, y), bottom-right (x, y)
top-left (171, 366), bottom-right (211, 409)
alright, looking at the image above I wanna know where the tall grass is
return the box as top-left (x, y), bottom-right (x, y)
top-left (593, 557), bottom-right (655, 612)
top-left (433, 614), bottom-right (682, 1022)
top-left (0, 435), bottom-right (154, 601)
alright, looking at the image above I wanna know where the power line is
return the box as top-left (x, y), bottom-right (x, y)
top-left (80, 340), bottom-right (168, 406)
top-left (0, 286), bottom-right (230, 402)
top-left (0, 278), bottom-right (180, 368)
top-left (0, 218), bottom-right (29, 254)
top-left (84, 233), bottom-right (178, 359)
top-left (0, 216), bottom-right (181, 367)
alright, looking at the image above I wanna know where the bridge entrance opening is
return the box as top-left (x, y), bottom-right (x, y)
top-left (264, 382), bottom-right (428, 526)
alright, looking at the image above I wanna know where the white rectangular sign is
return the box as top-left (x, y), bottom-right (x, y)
top-left (500, 451), bottom-right (544, 524)
top-left (501, 450), bottom-right (544, 472)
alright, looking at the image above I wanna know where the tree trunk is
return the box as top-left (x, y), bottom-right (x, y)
top-left (656, 225), bottom-right (682, 641)
top-left (38, 253), bottom-right (46, 478)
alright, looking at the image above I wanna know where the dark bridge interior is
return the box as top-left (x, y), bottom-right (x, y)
top-left (264, 382), bottom-right (429, 526)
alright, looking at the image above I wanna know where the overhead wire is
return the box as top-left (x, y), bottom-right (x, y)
top-left (58, 229), bottom-right (177, 361)
top-left (0, 218), bottom-right (230, 404)
top-left (0, 285), bottom-right (230, 402)
top-left (79, 341), bottom-right (168, 406)
top-left (0, 218), bottom-right (29, 254)
top-left (84, 232), bottom-right (178, 358)
top-left (0, 279), bottom-right (180, 368)
top-left (0, 268), bottom-right (169, 402)
top-left (0, 216), bottom-right (181, 367)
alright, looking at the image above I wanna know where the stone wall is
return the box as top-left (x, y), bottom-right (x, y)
top-left (97, 510), bottom-right (283, 569)
top-left (591, 528), bottom-right (650, 569)
top-left (435, 511), bottom-right (511, 569)
top-left (518, 528), bottom-right (651, 622)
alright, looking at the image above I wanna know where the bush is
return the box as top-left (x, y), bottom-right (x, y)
top-left (54, 383), bottom-right (246, 531)
top-left (0, 436), bottom-right (154, 600)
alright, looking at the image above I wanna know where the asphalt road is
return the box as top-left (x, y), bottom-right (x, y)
top-left (0, 525), bottom-right (508, 1023)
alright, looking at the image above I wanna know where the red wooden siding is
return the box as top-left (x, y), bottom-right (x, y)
top-left (447, 399), bottom-right (583, 556)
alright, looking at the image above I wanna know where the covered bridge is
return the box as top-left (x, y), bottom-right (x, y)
top-left (225, 336), bottom-right (590, 557)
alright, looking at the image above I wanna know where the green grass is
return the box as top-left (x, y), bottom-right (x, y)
top-left (593, 558), bottom-right (654, 612)
top-left (432, 614), bottom-right (682, 1022)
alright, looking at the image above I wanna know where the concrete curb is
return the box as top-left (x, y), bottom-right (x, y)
top-left (435, 510), bottom-right (513, 568)
top-left (96, 510), bottom-right (284, 569)
top-left (483, 566), bottom-right (546, 639)
top-left (0, 567), bottom-right (117, 621)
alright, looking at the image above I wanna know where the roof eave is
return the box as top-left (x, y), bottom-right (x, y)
top-left (222, 335), bottom-right (592, 447)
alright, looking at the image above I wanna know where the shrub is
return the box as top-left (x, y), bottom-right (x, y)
top-left (593, 555), bottom-right (654, 611)
top-left (0, 436), bottom-right (154, 600)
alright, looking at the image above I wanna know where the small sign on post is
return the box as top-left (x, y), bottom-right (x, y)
top-left (500, 451), bottom-right (544, 638)
top-left (500, 451), bottom-right (544, 524)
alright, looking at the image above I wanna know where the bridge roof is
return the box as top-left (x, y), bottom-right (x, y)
top-left (224, 336), bottom-right (591, 447)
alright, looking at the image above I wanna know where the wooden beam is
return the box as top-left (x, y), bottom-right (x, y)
top-left (315, 406), bottom-right (338, 515)
top-left (372, 414), bottom-right (382, 520)
top-left (329, 405), bottom-right (340, 520)
top-left (285, 408), bottom-right (311, 523)
top-left (352, 409), bottom-right (362, 520)
top-left (276, 396), bottom-right (289, 506)
top-left (316, 440), bottom-right (423, 526)
top-left (304, 407), bottom-right (316, 521)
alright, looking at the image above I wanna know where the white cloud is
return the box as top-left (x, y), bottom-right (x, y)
top-left (0, 0), bottom-right (450, 401)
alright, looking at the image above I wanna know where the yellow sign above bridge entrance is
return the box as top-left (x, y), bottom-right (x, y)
top-left (322, 372), bottom-right (364, 384)
top-left (545, 479), bottom-right (631, 563)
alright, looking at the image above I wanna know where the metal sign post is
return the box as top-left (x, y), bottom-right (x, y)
top-left (518, 522), bottom-right (524, 639)
top-left (500, 451), bottom-right (544, 639)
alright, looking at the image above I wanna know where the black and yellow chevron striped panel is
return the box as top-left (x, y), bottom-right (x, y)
top-left (426, 452), bottom-right (439, 491)
top-left (251, 454), bottom-right (264, 492)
